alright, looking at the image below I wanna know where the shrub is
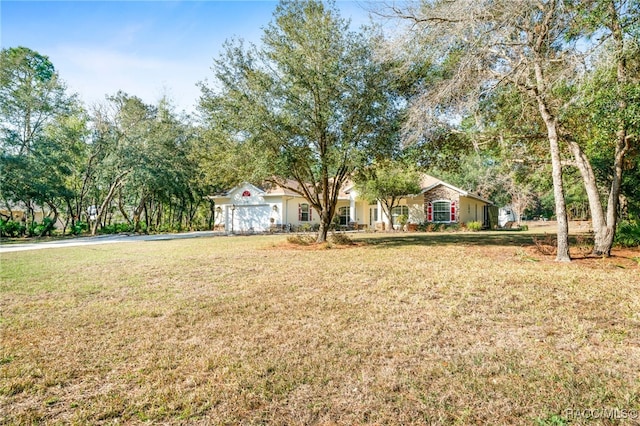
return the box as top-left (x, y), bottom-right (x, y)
top-left (98, 222), bottom-right (134, 235)
top-left (466, 221), bottom-right (482, 232)
top-left (26, 218), bottom-right (55, 237)
top-left (298, 223), bottom-right (313, 233)
top-left (71, 221), bottom-right (87, 235)
top-left (532, 234), bottom-right (557, 256)
top-left (0, 220), bottom-right (26, 237)
top-left (615, 220), bottom-right (640, 248)
top-left (286, 234), bottom-right (316, 245)
top-left (329, 232), bottom-right (353, 245)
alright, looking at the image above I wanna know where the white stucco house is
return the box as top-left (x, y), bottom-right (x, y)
top-left (208, 175), bottom-right (493, 233)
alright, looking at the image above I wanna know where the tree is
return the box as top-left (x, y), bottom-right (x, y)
top-left (86, 92), bottom-right (151, 235)
top-left (354, 160), bottom-right (421, 229)
top-left (563, 0), bottom-right (640, 255)
top-left (381, 0), bottom-right (599, 261)
top-left (0, 46), bottom-right (81, 233)
top-left (200, 0), bottom-right (399, 243)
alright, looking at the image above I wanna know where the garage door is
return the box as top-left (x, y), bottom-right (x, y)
top-left (230, 205), bottom-right (271, 232)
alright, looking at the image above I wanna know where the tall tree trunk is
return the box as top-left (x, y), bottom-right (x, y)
top-left (567, 0), bottom-right (629, 256)
top-left (596, 0), bottom-right (629, 256)
top-left (133, 195), bottom-right (146, 233)
top-left (533, 63), bottom-right (571, 262)
top-left (317, 209), bottom-right (331, 243)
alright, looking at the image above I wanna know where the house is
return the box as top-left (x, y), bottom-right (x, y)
top-left (208, 174), bottom-right (493, 233)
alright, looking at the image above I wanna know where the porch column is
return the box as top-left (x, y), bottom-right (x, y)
top-left (350, 197), bottom-right (356, 223)
top-left (378, 200), bottom-right (387, 225)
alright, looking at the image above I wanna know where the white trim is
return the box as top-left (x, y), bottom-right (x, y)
top-left (432, 199), bottom-right (452, 223)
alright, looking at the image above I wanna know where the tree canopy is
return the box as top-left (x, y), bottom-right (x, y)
top-left (199, 0), bottom-right (401, 242)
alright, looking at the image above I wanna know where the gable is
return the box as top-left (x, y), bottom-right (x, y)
top-left (423, 184), bottom-right (461, 203)
top-left (227, 182), bottom-right (267, 205)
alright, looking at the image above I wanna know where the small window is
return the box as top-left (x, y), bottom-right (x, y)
top-left (391, 205), bottom-right (409, 221)
top-left (338, 206), bottom-right (350, 226)
top-left (300, 203), bottom-right (310, 221)
top-left (433, 201), bottom-right (451, 222)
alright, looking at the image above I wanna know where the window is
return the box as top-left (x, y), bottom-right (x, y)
top-left (299, 203), bottom-right (310, 221)
top-left (338, 206), bottom-right (350, 226)
top-left (391, 205), bottom-right (409, 222)
top-left (433, 201), bottom-right (451, 222)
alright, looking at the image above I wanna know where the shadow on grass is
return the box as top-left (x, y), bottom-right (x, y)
top-left (357, 231), bottom-right (572, 249)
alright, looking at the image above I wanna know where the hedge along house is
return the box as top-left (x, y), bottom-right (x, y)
top-left (208, 175), bottom-right (494, 233)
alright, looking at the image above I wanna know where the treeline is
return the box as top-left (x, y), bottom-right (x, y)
top-left (0, 47), bottom-right (219, 236)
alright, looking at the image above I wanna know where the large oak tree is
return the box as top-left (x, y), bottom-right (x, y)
top-left (200, 0), bottom-right (399, 243)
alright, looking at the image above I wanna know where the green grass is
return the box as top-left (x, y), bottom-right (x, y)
top-left (1, 233), bottom-right (639, 424)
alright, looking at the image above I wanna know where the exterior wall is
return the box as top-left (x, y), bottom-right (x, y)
top-left (283, 197), bottom-right (321, 228)
top-left (458, 196), bottom-right (487, 225)
top-left (405, 195), bottom-right (425, 224)
top-left (423, 186), bottom-right (461, 223)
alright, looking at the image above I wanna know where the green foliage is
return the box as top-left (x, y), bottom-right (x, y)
top-left (97, 223), bottom-right (134, 235)
top-left (200, 0), bottom-right (400, 242)
top-left (25, 217), bottom-right (55, 237)
top-left (70, 221), bottom-right (87, 236)
top-left (466, 221), bottom-right (482, 232)
top-left (0, 219), bottom-right (26, 237)
top-left (615, 220), bottom-right (640, 248)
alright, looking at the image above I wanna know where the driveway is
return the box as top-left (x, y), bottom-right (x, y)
top-left (0, 231), bottom-right (225, 253)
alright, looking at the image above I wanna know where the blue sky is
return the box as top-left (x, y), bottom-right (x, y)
top-left (1, 1), bottom-right (374, 114)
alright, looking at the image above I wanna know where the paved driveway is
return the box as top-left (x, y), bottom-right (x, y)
top-left (0, 231), bottom-right (225, 253)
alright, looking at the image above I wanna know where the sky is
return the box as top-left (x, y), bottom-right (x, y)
top-left (1, 1), bottom-right (375, 114)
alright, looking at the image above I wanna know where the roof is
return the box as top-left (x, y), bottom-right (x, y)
top-left (208, 179), bottom-right (350, 200)
top-left (208, 174), bottom-right (492, 204)
top-left (419, 174), bottom-right (492, 204)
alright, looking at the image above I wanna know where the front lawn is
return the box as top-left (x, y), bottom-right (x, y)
top-left (1, 232), bottom-right (639, 424)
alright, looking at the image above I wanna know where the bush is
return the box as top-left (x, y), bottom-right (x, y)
top-left (615, 220), bottom-right (640, 248)
top-left (532, 234), bottom-right (557, 256)
top-left (98, 222), bottom-right (134, 235)
top-left (27, 218), bottom-right (55, 237)
top-left (467, 221), bottom-right (482, 232)
top-left (329, 232), bottom-right (353, 245)
top-left (286, 234), bottom-right (316, 245)
top-left (71, 221), bottom-right (88, 235)
top-left (0, 220), bottom-right (26, 237)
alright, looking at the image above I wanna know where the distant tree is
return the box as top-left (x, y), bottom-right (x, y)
top-left (200, 0), bottom-right (399, 243)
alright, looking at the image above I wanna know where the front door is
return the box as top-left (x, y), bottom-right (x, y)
top-left (369, 206), bottom-right (378, 228)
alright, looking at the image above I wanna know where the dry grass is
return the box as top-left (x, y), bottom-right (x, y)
top-left (1, 232), bottom-right (639, 425)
